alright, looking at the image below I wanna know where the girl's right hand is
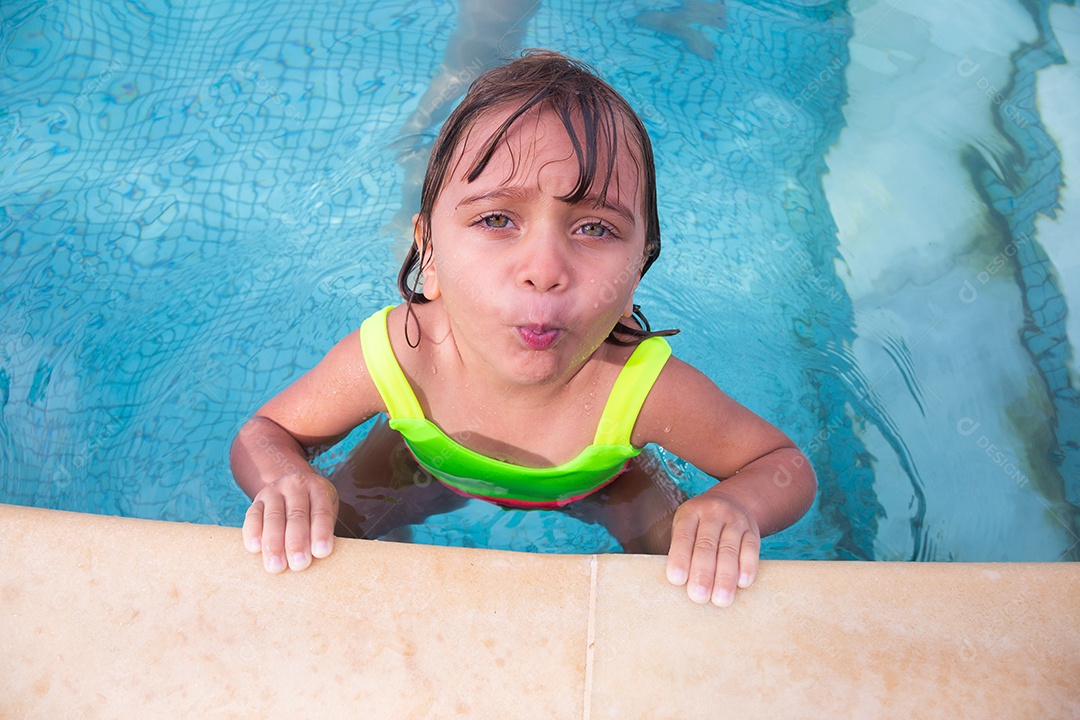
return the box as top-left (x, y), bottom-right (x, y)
top-left (242, 472), bottom-right (339, 573)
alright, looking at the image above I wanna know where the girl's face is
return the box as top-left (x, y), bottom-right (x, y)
top-left (421, 102), bottom-right (648, 387)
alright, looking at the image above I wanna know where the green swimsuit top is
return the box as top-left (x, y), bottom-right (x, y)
top-left (359, 306), bottom-right (672, 509)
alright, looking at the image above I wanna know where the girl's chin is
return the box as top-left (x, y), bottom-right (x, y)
top-left (496, 347), bottom-right (573, 386)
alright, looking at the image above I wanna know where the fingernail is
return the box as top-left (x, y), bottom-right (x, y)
top-left (265, 555), bottom-right (285, 573)
top-left (712, 588), bottom-right (733, 607)
top-left (738, 572), bottom-right (752, 588)
top-left (313, 540), bottom-right (330, 557)
top-left (667, 567), bottom-right (688, 585)
top-left (290, 552), bottom-right (308, 569)
top-left (689, 584), bottom-right (710, 604)
top-left (245, 537), bottom-right (260, 553)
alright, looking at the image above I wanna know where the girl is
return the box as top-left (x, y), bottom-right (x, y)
top-left (231, 50), bottom-right (816, 607)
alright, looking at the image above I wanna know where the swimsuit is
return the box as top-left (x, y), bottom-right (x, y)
top-left (359, 306), bottom-right (672, 509)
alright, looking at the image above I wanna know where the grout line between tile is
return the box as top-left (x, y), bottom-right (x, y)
top-left (583, 554), bottom-right (598, 720)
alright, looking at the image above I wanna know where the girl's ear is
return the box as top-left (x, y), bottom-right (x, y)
top-left (412, 213), bottom-right (424, 250)
top-left (413, 213), bottom-right (441, 301)
top-left (422, 263), bottom-right (441, 301)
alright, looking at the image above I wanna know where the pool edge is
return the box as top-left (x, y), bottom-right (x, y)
top-left (2, 503), bottom-right (1078, 718)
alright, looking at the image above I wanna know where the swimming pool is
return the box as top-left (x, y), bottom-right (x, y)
top-left (2, 0), bottom-right (1077, 561)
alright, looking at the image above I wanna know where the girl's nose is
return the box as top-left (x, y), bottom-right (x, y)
top-left (515, 227), bottom-right (570, 292)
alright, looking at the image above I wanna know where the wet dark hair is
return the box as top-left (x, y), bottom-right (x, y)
top-left (397, 49), bottom-right (678, 347)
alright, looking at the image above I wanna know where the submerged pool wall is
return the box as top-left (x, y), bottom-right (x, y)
top-left (3, 503), bottom-right (1078, 718)
top-left (3, 0), bottom-right (1078, 564)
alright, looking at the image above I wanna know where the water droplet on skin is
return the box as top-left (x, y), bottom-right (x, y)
top-left (663, 426), bottom-right (671, 433)
top-left (593, 302), bottom-right (599, 309)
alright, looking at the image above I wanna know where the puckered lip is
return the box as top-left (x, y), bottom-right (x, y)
top-left (514, 324), bottom-right (565, 351)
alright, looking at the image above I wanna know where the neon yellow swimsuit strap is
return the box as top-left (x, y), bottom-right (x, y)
top-left (359, 306), bottom-right (425, 419)
top-left (357, 308), bottom-right (672, 506)
top-left (592, 336), bottom-right (672, 446)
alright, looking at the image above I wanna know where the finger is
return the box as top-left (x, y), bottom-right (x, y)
top-left (665, 509), bottom-right (699, 587)
top-left (284, 488), bottom-right (312, 571)
top-left (309, 482), bottom-right (338, 559)
top-left (738, 532), bottom-right (761, 588)
top-left (710, 527), bottom-right (744, 607)
top-left (242, 501), bottom-right (264, 553)
top-left (260, 492), bottom-right (288, 573)
top-left (685, 517), bottom-right (727, 605)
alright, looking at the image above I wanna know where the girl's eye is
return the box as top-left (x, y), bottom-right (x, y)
top-left (481, 213), bottom-right (511, 229)
top-left (579, 222), bottom-right (616, 238)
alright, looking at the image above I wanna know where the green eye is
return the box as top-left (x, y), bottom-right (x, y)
top-left (482, 214), bottom-right (510, 228)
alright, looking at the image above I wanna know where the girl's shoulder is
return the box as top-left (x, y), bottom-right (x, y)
top-left (629, 350), bottom-right (720, 444)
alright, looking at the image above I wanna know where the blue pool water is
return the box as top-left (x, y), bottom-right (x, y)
top-left (2, 0), bottom-right (1078, 561)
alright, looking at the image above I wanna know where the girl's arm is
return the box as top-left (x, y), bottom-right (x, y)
top-left (230, 328), bottom-right (384, 573)
top-left (633, 356), bottom-right (817, 606)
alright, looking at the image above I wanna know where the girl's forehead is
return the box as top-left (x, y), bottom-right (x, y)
top-left (446, 102), bottom-right (644, 207)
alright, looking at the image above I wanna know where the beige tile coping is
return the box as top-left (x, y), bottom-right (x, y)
top-left (1, 502), bottom-right (1078, 719)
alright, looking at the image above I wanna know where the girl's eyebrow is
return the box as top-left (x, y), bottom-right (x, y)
top-left (456, 187), bottom-right (530, 209)
top-left (580, 194), bottom-right (637, 226)
top-left (456, 187), bottom-right (637, 226)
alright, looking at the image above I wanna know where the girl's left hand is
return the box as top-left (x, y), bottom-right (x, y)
top-left (665, 489), bottom-right (761, 606)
